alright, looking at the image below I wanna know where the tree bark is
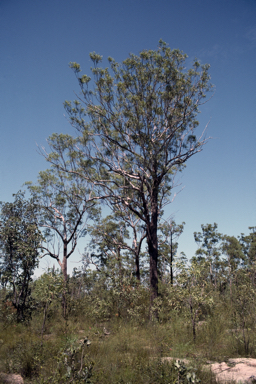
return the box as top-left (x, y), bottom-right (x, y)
top-left (170, 231), bottom-right (173, 286)
top-left (135, 251), bottom-right (141, 282)
top-left (133, 233), bottom-right (141, 282)
top-left (147, 186), bottom-right (159, 304)
top-left (60, 241), bottom-right (68, 319)
top-left (61, 244), bottom-right (68, 284)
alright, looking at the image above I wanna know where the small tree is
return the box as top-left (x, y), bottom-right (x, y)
top-left (32, 269), bottom-right (63, 343)
top-left (159, 219), bottom-right (185, 284)
top-left (0, 191), bottom-right (42, 322)
top-left (222, 235), bottom-right (244, 297)
top-left (27, 134), bottom-right (101, 317)
top-left (173, 258), bottom-right (213, 341)
top-left (231, 269), bottom-right (256, 354)
top-left (239, 227), bottom-right (256, 284)
top-left (194, 223), bottom-right (222, 289)
top-left (27, 134), bottom-right (100, 285)
top-left (106, 200), bottom-right (147, 283)
top-left (61, 40), bottom-right (212, 301)
top-left (87, 214), bottom-right (129, 276)
top-left (87, 205), bottom-right (146, 283)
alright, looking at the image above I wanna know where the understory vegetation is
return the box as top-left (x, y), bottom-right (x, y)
top-left (1, 241), bottom-right (256, 384)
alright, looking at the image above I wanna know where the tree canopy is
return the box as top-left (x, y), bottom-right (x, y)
top-left (0, 191), bottom-right (42, 321)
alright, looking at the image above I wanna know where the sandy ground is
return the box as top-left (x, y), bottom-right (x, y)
top-left (162, 357), bottom-right (256, 383)
top-left (210, 358), bottom-right (256, 383)
top-left (0, 372), bottom-right (24, 384)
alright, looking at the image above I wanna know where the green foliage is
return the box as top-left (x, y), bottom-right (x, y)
top-left (87, 208), bottom-right (147, 283)
top-left (0, 312), bottom-right (222, 384)
top-left (230, 270), bottom-right (256, 355)
top-left (239, 227), bottom-right (256, 271)
top-left (173, 360), bottom-right (201, 383)
top-left (158, 219), bottom-right (185, 283)
top-left (32, 269), bottom-right (64, 339)
top-left (2, 335), bottom-right (44, 379)
top-left (39, 337), bottom-right (93, 383)
top-left (0, 191), bottom-right (42, 322)
top-left (156, 258), bottom-right (214, 340)
top-left (26, 134), bottom-right (100, 286)
top-left (69, 264), bottom-right (150, 323)
top-left (194, 223), bottom-right (223, 290)
top-left (33, 269), bottom-right (63, 308)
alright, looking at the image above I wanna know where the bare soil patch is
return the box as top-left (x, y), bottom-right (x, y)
top-left (210, 358), bottom-right (256, 383)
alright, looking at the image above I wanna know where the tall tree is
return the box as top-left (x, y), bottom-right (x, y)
top-left (27, 134), bottom-right (101, 286)
top-left (52, 40), bottom-right (212, 301)
top-left (0, 191), bottom-right (42, 322)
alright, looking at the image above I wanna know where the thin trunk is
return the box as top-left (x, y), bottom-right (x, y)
top-left (132, 226), bottom-right (146, 283)
top-left (41, 303), bottom-right (48, 346)
top-left (189, 298), bottom-right (196, 342)
top-left (229, 260), bottom-right (232, 299)
top-left (135, 251), bottom-right (141, 282)
top-left (117, 246), bottom-right (122, 280)
top-left (17, 269), bottom-right (30, 322)
top-left (60, 241), bottom-right (68, 319)
top-left (117, 245), bottom-right (122, 317)
top-left (133, 236), bottom-right (141, 282)
top-left (62, 241), bottom-right (68, 284)
top-left (210, 262), bottom-right (213, 286)
top-left (170, 231), bottom-right (173, 286)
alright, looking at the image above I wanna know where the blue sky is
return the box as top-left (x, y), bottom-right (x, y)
top-left (0, 0), bottom-right (255, 273)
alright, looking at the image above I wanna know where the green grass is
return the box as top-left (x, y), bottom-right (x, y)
top-left (0, 314), bottom-right (244, 383)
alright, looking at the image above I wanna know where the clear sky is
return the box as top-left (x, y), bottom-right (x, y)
top-left (0, 0), bottom-right (255, 273)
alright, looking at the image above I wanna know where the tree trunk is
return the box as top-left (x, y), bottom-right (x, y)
top-left (170, 231), bottom-right (173, 286)
top-left (147, 187), bottom-right (159, 305)
top-left (135, 251), bottom-right (141, 282)
top-left (148, 245), bottom-right (158, 300)
top-left (133, 235), bottom-right (141, 282)
top-left (61, 241), bottom-right (68, 284)
top-left (59, 241), bottom-right (68, 319)
top-left (41, 303), bottom-right (48, 346)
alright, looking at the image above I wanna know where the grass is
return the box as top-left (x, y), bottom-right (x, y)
top-left (0, 288), bottom-right (255, 383)
top-left (0, 311), bottom-right (246, 383)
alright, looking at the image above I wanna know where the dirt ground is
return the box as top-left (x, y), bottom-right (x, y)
top-left (210, 358), bottom-right (256, 383)
top-left (162, 357), bottom-right (256, 383)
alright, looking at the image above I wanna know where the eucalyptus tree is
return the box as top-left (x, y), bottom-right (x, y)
top-left (239, 227), bottom-right (256, 266)
top-left (87, 206), bottom-right (146, 283)
top-left (113, 203), bottom-right (147, 282)
top-left (158, 219), bottom-right (185, 284)
top-left (173, 258), bottom-right (214, 341)
top-left (222, 235), bottom-right (244, 297)
top-left (87, 214), bottom-right (129, 273)
top-left (32, 269), bottom-right (63, 343)
top-left (239, 227), bottom-right (256, 283)
top-left (27, 134), bottom-right (100, 285)
top-left (194, 223), bottom-right (222, 289)
top-left (52, 40), bottom-right (212, 300)
top-left (0, 191), bottom-right (42, 322)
